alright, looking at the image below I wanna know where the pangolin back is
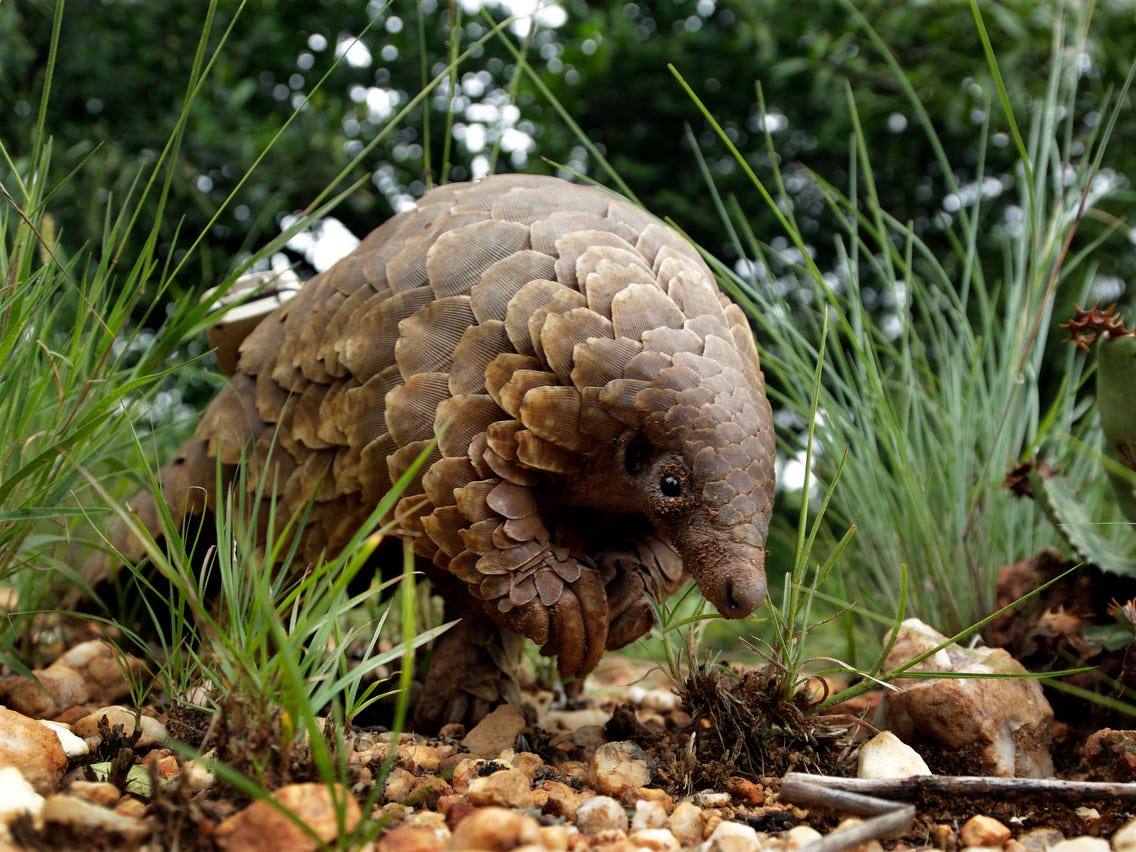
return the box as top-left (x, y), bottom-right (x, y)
top-left (98, 173), bottom-right (775, 686)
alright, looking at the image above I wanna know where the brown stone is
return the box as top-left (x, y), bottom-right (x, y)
top-left (874, 619), bottom-right (1054, 777)
top-left (467, 767), bottom-right (535, 809)
top-left (376, 826), bottom-right (445, 852)
top-left (214, 783), bottom-right (361, 851)
top-left (961, 814), bottom-right (1012, 847)
top-left (0, 706), bottom-right (68, 794)
top-left (461, 704), bottom-right (526, 758)
top-left (448, 806), bottom-right (542, 850)
top-left (1084, 729), bottom-right (1136, 782)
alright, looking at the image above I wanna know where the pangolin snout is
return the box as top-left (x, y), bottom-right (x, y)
top-left (690, 544), bottom-right (767, 619)
top-left (719, 572), bottom-right (766, 618)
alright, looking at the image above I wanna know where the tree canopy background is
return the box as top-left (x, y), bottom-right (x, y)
top-left (4, 0), bottom-right (1134, 308)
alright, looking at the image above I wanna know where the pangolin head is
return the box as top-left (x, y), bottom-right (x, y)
top-left (609, 340), bottom-right (775, 619)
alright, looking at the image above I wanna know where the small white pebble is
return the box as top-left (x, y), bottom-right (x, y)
top-left (668, 801), bottom-right (704, 844)
top-left (38, 720), bottom-right (89, 759)
top-left (857, 730), bottom-right (931, 779)
top-left (1113, 818), bottom-right (1136, 852)
top-left (575, 795), bottom-right (628, 835)
top-left (631, 799), bottom-right (669, 832)
top-left (783, 824), bottom-right (824, 848)
top-left (704, 820), bottom-right (760, 852)
top-left (1048, 839), bottom-right (1110, 852)
top-left (689, 790), bottom-right (731, 808)
top-left (631, 827), bottom-right (680, 851)
top-left (0, 766), bottom-right (45, 831)
top-left (591, 741), bottom-right (652, 796)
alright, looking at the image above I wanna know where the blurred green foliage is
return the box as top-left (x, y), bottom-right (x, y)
top-left (4, 0), bottom-right (1135, 307)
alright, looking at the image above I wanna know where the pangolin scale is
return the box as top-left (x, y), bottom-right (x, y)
top-left (94, 174), bottom-right (775, 726)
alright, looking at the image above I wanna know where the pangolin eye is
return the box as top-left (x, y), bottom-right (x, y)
top-left (659, 474), bottom-right (683, 498)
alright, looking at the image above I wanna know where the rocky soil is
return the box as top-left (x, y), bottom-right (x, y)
top-left (2, 599), bottom-right (1136, 852)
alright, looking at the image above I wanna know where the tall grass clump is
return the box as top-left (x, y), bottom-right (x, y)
top-left (683, 4), bottom-right (1124, 660)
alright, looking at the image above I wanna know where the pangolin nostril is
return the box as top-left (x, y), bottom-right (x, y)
top-left (722, 574), bottom-right (767, 618)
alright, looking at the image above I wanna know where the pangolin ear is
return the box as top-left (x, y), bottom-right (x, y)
top-left (622, 431), bottom-right (653, 478)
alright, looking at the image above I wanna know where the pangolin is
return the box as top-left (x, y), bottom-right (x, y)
top-left (93, 173), bottom-right (776, 726)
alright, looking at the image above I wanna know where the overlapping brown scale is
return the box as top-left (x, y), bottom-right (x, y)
top-left (237, 313), bottom-right (284, 377)
top-left (295, 288), bottom-right (346, 383)
top-left (577, 386), bottom-right (626, 442)
top-left (622, 350), bottom-right (673, 382)
top-left (425, 219), bottom-right (531, 298)
top-left (682, 312), bottom-right (735, 345)
top-left (492, 369), bottom-right (559, 421)
top-left (434, 394), bottom-right (506, 458)
top-left (635, 221), bottom-right (699, 269)
top-left (469, 251), bottom-right (558, 322)
top-left (291, 382), bottom-right (332, 450)
top-left (610, 282), bottom-right (686, 341)
top-left (670, 350), bottom-right (725, 382)
top-left (383, 210), bottom-right (483, 294)
top-left (338, 286), bottom-right (435, 380)
top-left (604, 198), bottom-right (658, 241)
top-left (280, 450), bottom-right (331, 515)
top-left (268, 341), bottom-right (308, 394)
top-left (538, 308), bottom-right (614, 384)
top-left (421, 455), bottom-right (478, 508)
top-left (448, 321), bottom-right (514, 395)
top-left (318, 285), bottom-right (375, 378)
top-left (460, 517), bottom-right (501, 557)
top-left (568, 336), bottom-right (643, 390)
top-left (530, 211), bottom-right (620, 256)
top-left (525, 290), bottom-right (591, 367)
top-left (274, 279), bottom-right (320, 378)
top-left (483, 354), bottom-right (541, 413)
top-left (195, 374), bottom-right (263, 465)
top-left (387, 438), bottom-right (441, 497)
top-left (254, 366), bottom-right (292, 425)
top-left (247, 429), bottom-right (299, 495)
top-left (501, 514), bottom-right (548, 546)
top-left (422, 506), bottom-right (467, 557)
top-left (581, 258), bottom-right (653, 318)
top-left (358, 432), bottom-right (398, 501)
top-left (514, 429), bottom-right (579, 473)
top-left (320, 494), bottom-right (372, 556)
top-left (552, 230), bottom-right (638, 290)
top-left (501, 279), bottom-right (579, 357)
top-left (485, 480), bottom-right (538, 519)
top-left (596, 378), bottom-right (651, 427)
top-left (641, 326), bottom-right (703, 357)
top-left (157, 433), bottom-right (210, 507)
top-left (491, 183), bottom-right (610, 225)
top-left (449, 173), bottom-right (552, 212)
top-left (340, 364), bottom-right (397, 448)
top-left (331, 444), bottom-right (360, 496)
top-left (485, 419), bottom-right (524, 460)
top-left (665, 267), bottom-right (724, 319)
top-left (447, 549), bottom-right (483, 585)
top-left (576, 245), bottom-right (653, 293)
top-left (700, 333), bottom-right (751, 377)
top-left (518, 385), bottom-right (592, 453)
top-left (352, 211), bottom-right (412, 293)
top-left (722, 301), bottom-right (763, 376)
top-left (479, 442), bottom-right (544, 487)
top-left (454, 479), bottom-right (501, 524)
top-left (383, 372), bottom-right (450, 446)
top-left (296, 448), bottom-right (339, 505)
top-left (394, 295), bottom-right (477, 377)
top-left (316, 379), bottom-right (354, 446)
